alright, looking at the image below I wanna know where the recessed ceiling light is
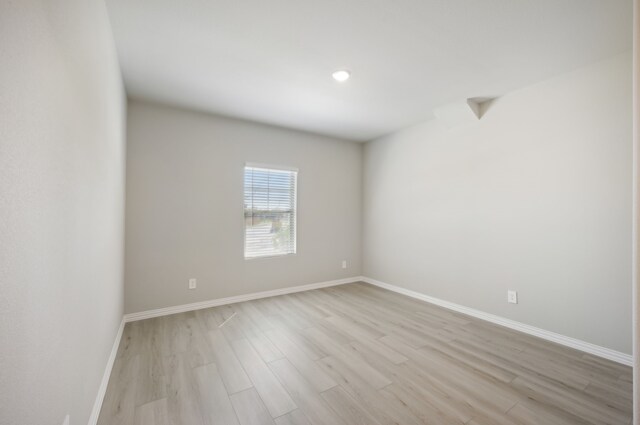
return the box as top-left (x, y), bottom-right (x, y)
top-left (332, 70), bottom-right (351, 82)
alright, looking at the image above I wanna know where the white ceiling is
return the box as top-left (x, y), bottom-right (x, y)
top-left (105, 0), bottom-right (632, 141)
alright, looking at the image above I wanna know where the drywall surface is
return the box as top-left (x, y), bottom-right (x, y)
top-left (0, 1), bottom-right (126, 424)
top-left (632, 0), bottom-right (639, 420)
top-left (124, 101), bottom-right (362, 313)
top-left (363, 52), bottom-right (632, 353)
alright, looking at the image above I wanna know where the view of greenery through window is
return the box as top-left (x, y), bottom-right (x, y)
top-left (244, 166), bottom-right (297, 258)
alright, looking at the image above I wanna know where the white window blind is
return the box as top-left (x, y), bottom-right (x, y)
top-left (244, 165), bottom-right (297, 259)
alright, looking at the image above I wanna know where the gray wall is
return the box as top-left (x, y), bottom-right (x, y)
top-left (363, 52), bottom-right (632, 354)
top-left (0, 1), bottom-right (126, 425)
top-left (125, 101), bottom-right (362, 314)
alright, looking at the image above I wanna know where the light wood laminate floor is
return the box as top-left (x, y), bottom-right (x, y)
top-left (98, 282), bottom-right (632, 425)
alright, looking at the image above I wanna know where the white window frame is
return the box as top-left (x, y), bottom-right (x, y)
top-left (243, 162), bottom-right (298, 260)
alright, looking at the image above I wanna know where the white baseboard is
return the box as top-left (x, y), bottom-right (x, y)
top-left (87, 317), bottom-right (125, 425)
top-left (361, 276), bottom-right (633, 366)
top-left (124, 276), bottom-right (361, 322)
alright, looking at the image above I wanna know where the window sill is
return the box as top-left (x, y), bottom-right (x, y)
top-left (244, 252), bottom-right (297, 261)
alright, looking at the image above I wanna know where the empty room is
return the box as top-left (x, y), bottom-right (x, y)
top-left (2, 0), bottom-right (640, 424)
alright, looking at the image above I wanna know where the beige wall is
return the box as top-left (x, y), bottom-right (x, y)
top-left (0, 1), bottom-right (126, 424)
top-left (632, 0), bottom-right (639, 420)
top-left (124, 101), bottom-right (362, 314)
top-left (363, 52), bottom-right (632, 354)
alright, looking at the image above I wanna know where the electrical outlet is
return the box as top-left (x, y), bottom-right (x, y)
top-left (341, 260), bottom-right (347, 269)
top-left (507, 290), bottom-right (518, 304)
top-left (189, 278), bottom-right (197, 290)
top-left (62, 415), bottom-right (70, 425)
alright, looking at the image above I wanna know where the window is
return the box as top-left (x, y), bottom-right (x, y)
top-left (244, 164), bottom-right (297, 259)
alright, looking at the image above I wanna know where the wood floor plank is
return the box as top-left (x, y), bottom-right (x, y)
top-left (248, 332), bottom-right (285, 363)
top-left (320, 386), bottom-right (383, 425)
top-left (417, 336), bottom-right (517, 384)
top-left (349, 339), bottom-right (408, 365)
top-left (304, 326), bottom-right (392, 389)
top-left (97, 354), bottom-right (140, 425)
top-left (269, 299), bottom-right (314, 329)
top-left (193, 362), bottom-right (240, 425)
top-left (373, 359), bottom-right (475, 424)
top-left (510, 375), bottom-right (629, 425)
top-left (268, 359), bottom-right (348, 425)
top-left (379, 383), bottom-right (468, 425)
top-left (161, 313), bottom-right (193, 355)
top-left (185, 314), bottom-right (217, 368)
top-left (582, 353), bottom-right (633, 377)
top-left (317, 355), bottom-right (424, 425)
top-left (236, 302), bottom-right (277, 332)
top-left (447, 337), bottom-right (588, 391)
top-left (135, 349), bottom-right (167, 407)
top-left (164, 353), bottom-right (205, 425)
top-left (264, 329), bottom-right (336, 392)
top-left (506, 399), bottom-right (594, 425)
top-left (133, 398), bottom-right (175, 425)
top-left (381, 334), bottom-right (521, 413)
top-left (323, 314), bottom-right (385, 341)
top-left (116, 321), bottom-right (144, 360)
top-left (266, 320), bottom-right (328, 360)
top-left (230, 388), bottom-right (277, 425)
top-left (135, 319), bottom-right (168, 406)
top-left (273, 409), bottom-right (312, 425)
top-left (207, 328), bottom-right (253, 394)
top-left (98, 283), bottom-right (632, 425)
top-left (231, 338), bottom-right (297, 417)
top-left (584, 380), bottom-right (633, 413)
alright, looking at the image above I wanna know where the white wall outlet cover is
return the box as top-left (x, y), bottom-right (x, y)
top-left (507, 290), bottom-right (518, 304)
top-left (341, 260), bottom-right (347, 269)
top-left (62, 415), bottom-right (70, 425)
top-left (189, 278), bottom-right (197, 289)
